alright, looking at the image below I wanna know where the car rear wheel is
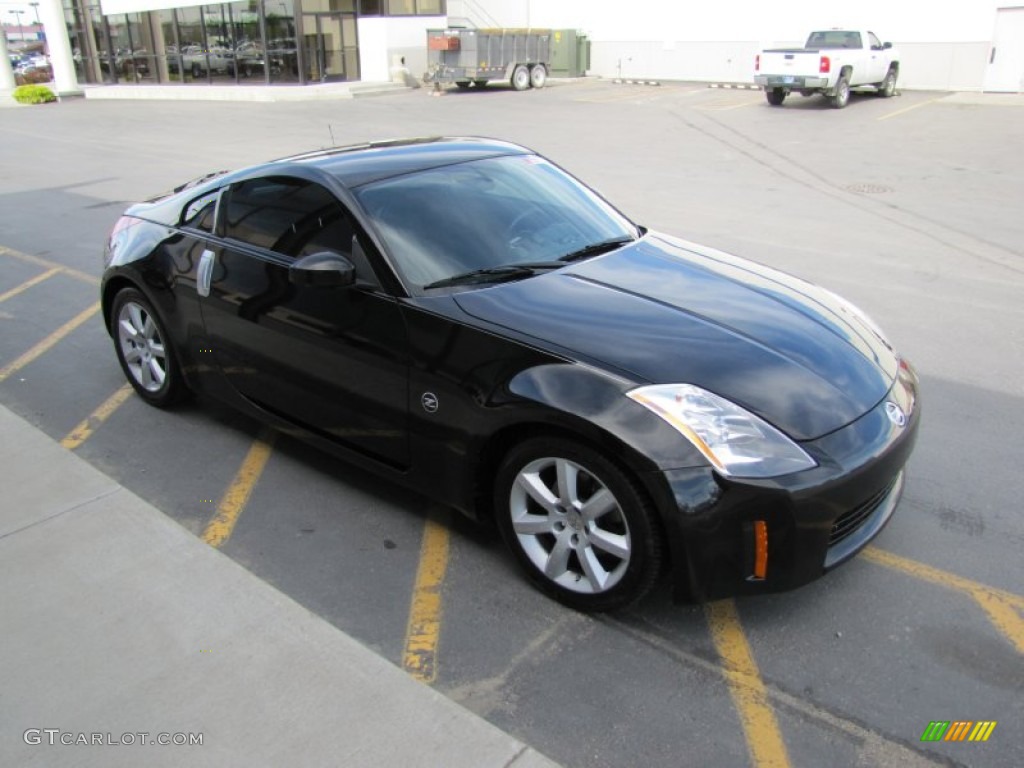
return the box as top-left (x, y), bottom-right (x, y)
top-left (111, 288), bottom-right (187, 407)
top-left (495, 437), bottom-right (663, 611)
top-left (766, 88), bottom-right (786, 106)
top-left (830, 75), bottom-right (850, 108)
top-left (511, 64), bottom-right (530, 91)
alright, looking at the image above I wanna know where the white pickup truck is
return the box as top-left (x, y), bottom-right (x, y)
top-left (754, 29), bottom-right (899, 108)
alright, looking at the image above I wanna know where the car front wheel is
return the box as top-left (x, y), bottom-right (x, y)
top-left (111, 288), bottom-right (187, 407)
top-left (495, 437), bottom-right (663, 611)
top-left (878, 68), bottom-right (897, 98)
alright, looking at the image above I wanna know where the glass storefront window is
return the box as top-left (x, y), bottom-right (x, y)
top-left (266, 0), bottom-right (299, 83)
top-left (60, 0), bottom-right (421, 87)
top-left (386, 0), bottom-right (443, 14)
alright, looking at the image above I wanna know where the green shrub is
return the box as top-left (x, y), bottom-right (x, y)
top-left (12, 84), bottom-right (57, 105)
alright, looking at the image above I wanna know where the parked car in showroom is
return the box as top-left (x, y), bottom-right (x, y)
top-left (755, 29), bottom-right (900, 108)
top-left (101, 137), bottom-right (920, 611)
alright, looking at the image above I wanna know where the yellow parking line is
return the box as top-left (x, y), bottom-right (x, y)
top-left (863, 546), bottom-right (1024, 654)
top-left (0, 268), bottom-right (61, 304)
top-left (402, 510), bottom-right (451, 683)
top-left (0, 302), bottom-right (101, 383)
top-left (706, 599), bottom-right (791, 768)
top-left (60, 383), bottom-right (135, 450)
top-left (877, 96), bottom-right (944, 121)
top-left (695, 98), bottom-right (763, 112)
top-left (202, 429), bottom-right (277, 548)
top-left (0, 245), bottom-right (100, 286)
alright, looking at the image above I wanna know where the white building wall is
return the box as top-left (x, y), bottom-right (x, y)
top-left (462, 0), bottom-right (1010, 91)
top-left (359, 15), bottom-right (445, 83)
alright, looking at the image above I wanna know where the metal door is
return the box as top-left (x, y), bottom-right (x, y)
top-left (304, 12), bottom-right (358, 83)
top-left (985, 7), bottom-right (1024, 93)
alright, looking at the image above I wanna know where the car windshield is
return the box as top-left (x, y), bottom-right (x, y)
top-left (353, 154), bottom-right (638, 290)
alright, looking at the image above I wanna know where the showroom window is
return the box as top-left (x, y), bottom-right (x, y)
top-left (385, 0), bottom-right (444, 15)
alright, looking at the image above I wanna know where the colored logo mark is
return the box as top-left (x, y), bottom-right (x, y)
top-left (921, 721), bottom-right (997, 742)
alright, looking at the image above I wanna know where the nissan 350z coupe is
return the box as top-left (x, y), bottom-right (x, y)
top-left (102, 137), bottom-right (920, 611)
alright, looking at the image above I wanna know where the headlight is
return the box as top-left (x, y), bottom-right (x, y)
top-left (627, 384), bottom-right (817, 478)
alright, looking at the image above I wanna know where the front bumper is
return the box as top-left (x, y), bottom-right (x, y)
top-left (755, 75), bottom-right (829, 90)
top-left (648, 363), bottom-right (920, 602)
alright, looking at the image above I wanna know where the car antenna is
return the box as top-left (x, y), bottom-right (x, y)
top-left (328, 124), bottom-right (337, 147)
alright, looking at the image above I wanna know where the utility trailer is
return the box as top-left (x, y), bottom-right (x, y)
top-left (426, 28), bottom-right (551, 90)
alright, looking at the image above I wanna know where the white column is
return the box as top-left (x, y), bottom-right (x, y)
top-left (38, 0), bottom-right (82, 96)
top-left (1, 27), bottom-right (18, 92)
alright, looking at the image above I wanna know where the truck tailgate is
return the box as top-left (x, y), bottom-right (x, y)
top-left (758, 50), bottom-right (822, 77)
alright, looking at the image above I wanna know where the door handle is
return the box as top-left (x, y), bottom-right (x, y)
top-left (197, 249), bottom-right (216, 297)
top-left (990, 47), bottom-right (997, 64)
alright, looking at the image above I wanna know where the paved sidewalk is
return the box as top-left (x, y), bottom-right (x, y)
top-left (0, 404), bottom-right (560, 768)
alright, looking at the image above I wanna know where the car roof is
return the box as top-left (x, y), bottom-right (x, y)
top-left (271, 136), bottom-right (532, 188)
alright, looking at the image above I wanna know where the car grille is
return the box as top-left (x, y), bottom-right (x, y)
top-left (829, 479), bottom-right (897, 548)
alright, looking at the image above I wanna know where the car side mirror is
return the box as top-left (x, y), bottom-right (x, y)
top-left (883, 42), bottom-right (892, 49)
top-left (289, 251), bottom-right (356, 287)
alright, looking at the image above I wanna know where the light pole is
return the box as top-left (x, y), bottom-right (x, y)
top-left (9, 9), bottom-right (26, 34)
top-left (29, 3), bottom-right (42, 27)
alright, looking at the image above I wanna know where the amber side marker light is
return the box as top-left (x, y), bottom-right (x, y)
top-left (752, 520), bottom-right (768, 580)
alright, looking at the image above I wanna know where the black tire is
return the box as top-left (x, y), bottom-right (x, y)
top-left (473, 79), bottom-right (488, 88)
top-left (494, 437), bottom-right (664, 612)
top-left (455, 80), bottom-right (471, 90)
top-left (877, 67), bottom-right (897, 98)
top-left (511, 64), bottom-right (530, 91)
top-left (529, 64), bottom-right (547, 89)
top-left (191, 62), bottom-right (202, 79)
top-left (830, 74), bottom-right (851, 108)
top-left (766, 88), bottom-right (786, 106)
top-left (110, 288), bottom-right (187, 408)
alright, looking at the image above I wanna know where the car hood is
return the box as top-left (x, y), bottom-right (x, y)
top-left (454, 233), bottom-right (898, 440)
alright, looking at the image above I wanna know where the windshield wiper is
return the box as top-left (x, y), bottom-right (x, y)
top-left (559, 235), bottom-right (635, 263)
top-left (423, 262), bottom-right (564, 290)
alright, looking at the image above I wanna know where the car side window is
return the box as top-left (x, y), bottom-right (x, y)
top-left (221, 176), bottom-right (380, 285)
top-left (182, 190), bottom-right (220, 233)
top-left (868, 32), bottom-right (883, 51)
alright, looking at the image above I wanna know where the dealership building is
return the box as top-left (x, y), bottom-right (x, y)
top-left (4, 0), bottom-right (1023, 95)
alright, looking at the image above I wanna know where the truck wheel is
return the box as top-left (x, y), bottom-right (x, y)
top-left (830, 75), bottom-right (850, 108)
top-left (529, 64), bottom-right (547, 88)
top-left (766, 88), bottom-right (786, 106)
top-left (511, 64), bottom-right (530, 91)
top-left (877, 68), bottom-right (897, 98)
top-left (191, 62), bottom-right (202, 79)
top-left (455, 80), bottom-right (471, 89)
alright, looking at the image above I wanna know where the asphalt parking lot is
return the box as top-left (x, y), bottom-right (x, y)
top-left (1, 80), bottom-right (1022, 767)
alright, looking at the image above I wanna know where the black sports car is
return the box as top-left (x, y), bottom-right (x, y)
top-left (102, 137), bottom-right (920, 611)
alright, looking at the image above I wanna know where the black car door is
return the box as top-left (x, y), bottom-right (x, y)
top-left (197, 174), bottom-right (409, 467)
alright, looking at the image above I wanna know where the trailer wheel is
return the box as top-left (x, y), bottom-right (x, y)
top-left (455, 80), bottom-right (471, 89)
top-left (473, 80), bottom-right (489, 89)
top-left (511, 65), bottom-right (530, 91)
top-left (529, 64), bottom-right (547, 89)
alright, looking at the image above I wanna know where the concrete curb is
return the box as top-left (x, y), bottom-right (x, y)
top-left (0, 404), bottom-right (561, 768)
